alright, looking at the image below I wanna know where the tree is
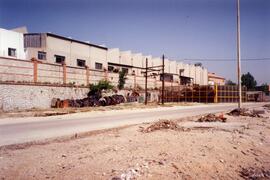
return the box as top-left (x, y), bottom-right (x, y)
top-left (118, 71), bottom-right (127, 90)
top-left (225, 79), bottom-right (236, 85)
top-left (88, 79), bottom-right (113, 97)
top-left (241, 72), bottom-right (257, 90)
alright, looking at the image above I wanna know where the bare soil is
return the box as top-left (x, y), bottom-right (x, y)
top-left (0, 107), bottom-right (269, 180)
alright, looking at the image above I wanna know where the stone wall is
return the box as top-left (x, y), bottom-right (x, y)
top-left (0, 84), bottom-right (89, 111)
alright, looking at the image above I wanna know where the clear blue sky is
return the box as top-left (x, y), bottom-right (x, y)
top-left (0, 0), bottom-right (269, 84)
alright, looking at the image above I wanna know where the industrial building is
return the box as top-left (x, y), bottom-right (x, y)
top-left (0, 27), bottom-right (208, 87)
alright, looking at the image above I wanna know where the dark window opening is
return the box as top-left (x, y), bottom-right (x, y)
top-left (77, 59), bottom-right (86, 67)
top-left (38, 51), bottom-right (46, 60)
top-left (122, 68), bottom-right (128, 74)
top-left (160, 74), bottom-right (173, 82)
top-left (8, 48), bottom-right (16, 57)
top-left (108, 65), bottom-right (114, 72)
top-left (55, 55), bottom-right (65, 64)
top-left (95, 62), bottom-right (103, 70)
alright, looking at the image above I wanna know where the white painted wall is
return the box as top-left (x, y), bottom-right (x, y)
top-left (0, 28), bottom-right (26, 59)
top-left (107, 48), bottom-right (120, 64)
top-left (120, 51), bottom-right (132, 66)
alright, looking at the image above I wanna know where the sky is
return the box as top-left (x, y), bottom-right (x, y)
top-left (0, 0), bottom-right (269, 84)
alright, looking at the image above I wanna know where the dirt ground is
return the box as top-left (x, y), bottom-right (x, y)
top-left (0, 106), bottom-right (269, 179)
top-left (0, 102), bottom-right (194, 119)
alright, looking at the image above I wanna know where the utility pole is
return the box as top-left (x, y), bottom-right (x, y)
top-left (237, 0), bottom-right (242, 108)
top-left (162, 55), bottom-right (165, 105)
top-left (145, 58), bottom-right (148, 105)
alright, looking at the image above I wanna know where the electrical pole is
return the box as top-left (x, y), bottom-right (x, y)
top-left (162, 55), bottom-right (165, 105)
top-left (237, 0), bottom-right (242, 108)
top-left (145, 58), bottom-right (148, 105)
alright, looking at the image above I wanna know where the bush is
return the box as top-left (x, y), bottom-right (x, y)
top-left (88, 79), bottom-right (114, 97)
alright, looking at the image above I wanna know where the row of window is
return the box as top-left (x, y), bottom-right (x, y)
top-left (37, 51), bottom-right (103, 69)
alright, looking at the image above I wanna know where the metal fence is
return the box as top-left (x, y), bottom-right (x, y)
top-left (160, 85), bottom-right (247, 103)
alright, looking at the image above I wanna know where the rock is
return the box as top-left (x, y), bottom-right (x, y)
top-left (111, 176), bottom-right (121, 180)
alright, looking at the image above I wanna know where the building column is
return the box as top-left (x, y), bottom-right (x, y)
top-left (62, 62), bottom-right (67, 84)
top-left (104, 69), bottom-right (108, 81)
top-left (31, 58), bottom-right (38, 83)
top-left (85, 65), bottom-right (90, 85)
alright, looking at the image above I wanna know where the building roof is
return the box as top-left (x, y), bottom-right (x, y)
top-left (25, 33), bottom-right (108, 50)
top-left (208, 72), bottom-right (225, 80)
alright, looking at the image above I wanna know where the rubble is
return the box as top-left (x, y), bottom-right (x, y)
top-left (142, 120), bottom-right (179, 133)
top-left (263, 104), bottom-right (270, 110)
top-left (197, 113), bottom-right (227, 123)
top-left (240, 167), bottom-right (270, 179)
top-left (227, 108), bottom-right (263, 118)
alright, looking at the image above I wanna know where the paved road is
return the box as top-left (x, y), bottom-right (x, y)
top-left (0, 103), bottom-right (264, 146)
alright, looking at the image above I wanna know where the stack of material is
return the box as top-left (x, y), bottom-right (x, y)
top-left (197, 113), bottom-right (227, 123)
top-left (51, 94), bottom-right (125, 108)
top-left (142, 120), bottom-right (179, 133)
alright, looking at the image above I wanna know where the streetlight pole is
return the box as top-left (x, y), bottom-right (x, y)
top-left (237, 0), bottom-right (242, 108)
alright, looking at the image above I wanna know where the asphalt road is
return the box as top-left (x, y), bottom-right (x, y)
top-left (0, 103), bottom-right (264, 146)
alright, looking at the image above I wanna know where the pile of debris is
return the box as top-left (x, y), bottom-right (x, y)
top-left (227, 108), bottom-right (263, 118)
top-left (142, 120), bottom-right (179, 133)
top-left (240, 167), bottom-right (270, 179)
top-left (263, 104), bottom-right (270, 110)
top-left (197, 113), bottom-right (227, 123)
top-left (52, 94), bottom-right (125, 108)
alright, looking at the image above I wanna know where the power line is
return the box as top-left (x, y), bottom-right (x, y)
top-left (183, 58), bottom-right (270, 61)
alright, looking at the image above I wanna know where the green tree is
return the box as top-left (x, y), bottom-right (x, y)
top-left (118, 71), bottom-right (127, 90)
top-left (225, 79), bottom-right (236, 85)
top-left (241, 72), bottom-right (257, 90)
top-left (88, 79), bottom-right (113, 97)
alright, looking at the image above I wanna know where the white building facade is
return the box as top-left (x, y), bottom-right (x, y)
top-left (0, 28), bottom-right (26, 59)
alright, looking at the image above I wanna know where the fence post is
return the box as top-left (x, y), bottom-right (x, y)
top-left (31, 58), bottom-right (38, 83)
top-left (85, 65), bottom-right (90, 85)
top-left (62, 62), bottom-right (67, 84)
top-left (104, 69), bottom-right (108, 81)
top-left (214, 84), bottom-right (218, 103)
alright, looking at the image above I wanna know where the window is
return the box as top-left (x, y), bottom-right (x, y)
top-left (108, 65), bottom-right (114, 72)
top-left (77, 59), bottom-right (86, 67)
top-left (122, 68), bottom-right (128, 74)
top-left (8, 48), bottom-right (16, 57)
top-left (55, 55), bottom-right (65, 64)
top-left (38, 51), bottom-right (46, 60)
top-left (95, 62), bottom-right (102, 70)
top-left (160, 74), bottom-right (173, 82)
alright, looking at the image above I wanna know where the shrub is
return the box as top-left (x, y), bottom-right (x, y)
top-left (88, 79), bottom-right (114, 97)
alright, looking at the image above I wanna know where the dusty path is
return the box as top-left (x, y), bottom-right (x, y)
top-left (0, 104), bottom-right (269, 179)
top-left (0, 103), bottom-right (264, 146)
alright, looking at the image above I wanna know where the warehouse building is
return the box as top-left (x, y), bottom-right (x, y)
top-left (0, 27), bottom-right (208, 87)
